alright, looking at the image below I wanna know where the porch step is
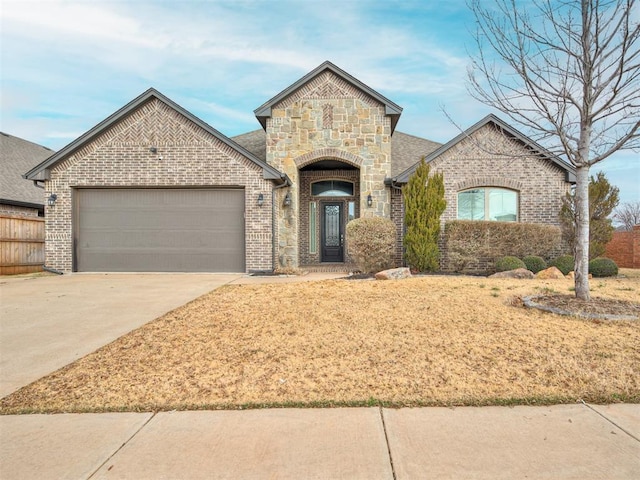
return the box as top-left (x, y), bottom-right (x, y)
top-left (302, 264), bottom-right (357, 273)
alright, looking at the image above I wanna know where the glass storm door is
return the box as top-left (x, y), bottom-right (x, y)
top-left (321, 202), bottom-right (344, 262)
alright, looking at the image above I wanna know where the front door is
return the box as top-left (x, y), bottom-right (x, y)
top-left (321, 202), bottom-right (344, 262)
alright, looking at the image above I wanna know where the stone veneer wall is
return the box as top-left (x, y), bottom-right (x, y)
top-left (298, 169), bottom-right (360, 265)
top-left (265, 71), bottom-right (392, 268)
top-left (44, 98), bottom-right (273, 272)
top-left (392, 123), bottom-right (572, 271)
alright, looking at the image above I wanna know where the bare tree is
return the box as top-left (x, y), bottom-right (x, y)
top-left (613, 200), bottom-right (640, 229)
top-left (468, 0), bottom-right (639, 300)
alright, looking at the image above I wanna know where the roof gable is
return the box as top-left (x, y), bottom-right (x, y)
top-left (24, 88), bottom-right (285, 182)
top-left (254, 61), bottom-right (403, 133)
top-left (1, 133), bottom-right (54, 207)
top-left (394, 114), bottom-right (577, 183)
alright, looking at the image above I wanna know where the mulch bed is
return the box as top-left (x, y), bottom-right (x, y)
top-left (526, 295), bottom-right (640, 320)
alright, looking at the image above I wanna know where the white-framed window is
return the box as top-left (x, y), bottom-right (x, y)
top-left (457, 187), bottom-right (518, 222)
top-left (311, 180), bottom-right (354, 197)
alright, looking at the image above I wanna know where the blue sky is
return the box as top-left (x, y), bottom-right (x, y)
top-left (1, 0), bottom-right (638, 203)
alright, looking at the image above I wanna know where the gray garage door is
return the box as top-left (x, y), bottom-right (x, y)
top-left (75, 188), bottom-right (245, 272)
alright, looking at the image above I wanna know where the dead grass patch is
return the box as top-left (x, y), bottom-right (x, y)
top-left (1, 271), bottom-right (639, 414)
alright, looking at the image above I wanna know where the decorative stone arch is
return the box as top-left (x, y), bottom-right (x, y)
top-left (454, 176), bottom-right (524, 192)
top-left (294, 148), bottom-right (364, 169)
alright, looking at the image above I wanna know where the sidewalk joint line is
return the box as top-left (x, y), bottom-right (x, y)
top-left (580, 400), bottom-right (640, 443)
top-left (379, 406), bottom-right (397, 480)
top-left (86, 412), bottom-right (157, 479)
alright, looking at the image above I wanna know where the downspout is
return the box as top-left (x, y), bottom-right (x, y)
top-left (272, 174), bottom-right (292, 272)
top-left (43, 265), bottom-right (64, 275)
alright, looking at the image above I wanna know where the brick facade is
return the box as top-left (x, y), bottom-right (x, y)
top-left (392, 123), bottom-right (572, 271)
top-left (265, 71), bottom-right (392, 268)
top-left (0, 204), bottom-right (41, 218)
top-left (29, 64), bottom-right (576, 274)
top-left (298, 169), bottom-right (360, 265)
top-left (44, 98), bottom-right (274, 272)
top-left (605, 226), bottom-right (640, 268)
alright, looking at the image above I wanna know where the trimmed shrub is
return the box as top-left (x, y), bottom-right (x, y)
top-left (443, 220), bottom-right (562, 273)
top-left (549, 255), bottom-right (575, 275)
top-left (522, 255), bottom-right (547, 274)
top-left (346, 217), bottom-right (396, 273)
top-left (588, 257), bottom-right (619, 277)
top-left (403, 159), bottom-right (446, 272)
top-left (495, 256), bottom-right (526, 272)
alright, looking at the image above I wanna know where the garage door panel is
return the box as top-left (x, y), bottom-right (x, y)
top-left (76, 188), bottom-right (245, 272)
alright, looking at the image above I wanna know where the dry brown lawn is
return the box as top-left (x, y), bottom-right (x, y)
top-left (1, 270), bottom-right (639, 414)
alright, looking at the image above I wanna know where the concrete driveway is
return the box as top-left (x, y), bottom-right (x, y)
top-left (0, 273), bottom-right (241, 397)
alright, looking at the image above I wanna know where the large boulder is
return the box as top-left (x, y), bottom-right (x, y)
top-left (489, 268), bottom-right (534, 279)
top-left (375, 267), bottom-right (412, 280)
top-left (535, 266), bottom-right (566, 279)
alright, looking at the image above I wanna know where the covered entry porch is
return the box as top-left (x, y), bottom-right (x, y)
top-left (298, 161), bottom-right (360, 269)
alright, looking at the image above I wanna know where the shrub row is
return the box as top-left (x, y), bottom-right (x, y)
top-left (495, 255), bottom-right (548, 273)
top-left (443, 221), bottom-right (563, 273)
top-left (496, 253), bottom-right (618, 277)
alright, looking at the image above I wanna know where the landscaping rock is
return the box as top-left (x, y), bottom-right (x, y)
top-left (489, 268), bottom-right (534, 279)
top-left (375, 267), bottom-right (412, 280)
top-left (535, 266), bottom-right (565, 279)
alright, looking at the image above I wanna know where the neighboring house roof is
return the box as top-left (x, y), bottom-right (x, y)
top-left (24, 88), bottom-right (286, 183)
top-left (394, 114), bottom-right (577, 184)
top-left (254, 61), bottom-right (404, 134)
top-left (0, 132), bottom-right (54, 209)
top-left (232, 129), bottom-right (441, 178)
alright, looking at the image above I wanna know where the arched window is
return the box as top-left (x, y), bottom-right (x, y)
top-left (311, 180), bottom-right (354, 197)
top-left (457, 188), bottom-right (518, 221)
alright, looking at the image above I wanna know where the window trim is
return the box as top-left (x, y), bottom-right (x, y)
top-left (457, 187), bottom-right (519, 222)
top-left (310, 179), bottom-right (355, 197)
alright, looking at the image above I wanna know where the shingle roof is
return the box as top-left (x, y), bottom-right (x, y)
top-left (390, 131), bottom-right (441, 177)
top-left (0, 132), bottom-right (54, 208)
top-left (232, 129), bottom-right (441, 177)
top-left (231, 130), bottom-right (267, 161)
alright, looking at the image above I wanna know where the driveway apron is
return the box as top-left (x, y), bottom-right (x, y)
top-left (0, 273), bottom-right (241, 397)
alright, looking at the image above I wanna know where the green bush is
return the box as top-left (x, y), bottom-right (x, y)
top-left (443, 221), bottom-right (562, 273)
top-left (346, 217), bottom-right (396, 273)
top-left (403, 159), bottom-right (447, 272)
top-left (588, 257), bottom-right (618, 277)
top-left (522, 255), bottom-right (547, 274)
top-left (495, 256), bottom-right (526, 272)
top-left (549, 255), bottom-right (575, 275)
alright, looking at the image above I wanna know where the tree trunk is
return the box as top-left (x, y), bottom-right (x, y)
top-left (574, 164), bottom-right (591, 301)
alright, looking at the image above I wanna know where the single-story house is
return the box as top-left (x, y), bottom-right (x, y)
top-left (1, 133), bottom-right (54, 217)
top-left (24, 61), bottom-right (576, 273)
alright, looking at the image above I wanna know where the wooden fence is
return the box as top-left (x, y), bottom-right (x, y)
top-left (0, 215), bottom-right (45, 275)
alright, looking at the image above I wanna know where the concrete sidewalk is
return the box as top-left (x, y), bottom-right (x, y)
top-left (1, 404), bottom-right (638, 479)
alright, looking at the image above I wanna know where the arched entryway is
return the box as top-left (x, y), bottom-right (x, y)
top-left (298, 159), bottom-right (360, 266)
